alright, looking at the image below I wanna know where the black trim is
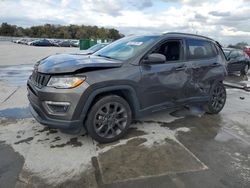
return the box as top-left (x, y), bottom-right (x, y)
top-left (79, 85), bottom-right (140, 123)
top-left (29, 102), bottom-right (83, 131)
top-left (140, 38), bottom-right (185, 65)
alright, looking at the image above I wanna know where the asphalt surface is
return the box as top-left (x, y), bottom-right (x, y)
top-left (0, 42), bottom-right (250, 188)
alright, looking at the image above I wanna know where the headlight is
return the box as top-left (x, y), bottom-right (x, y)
top-left (47, 76), bottom-right (86, 89)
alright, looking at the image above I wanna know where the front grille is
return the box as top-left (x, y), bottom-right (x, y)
top-left (31, 70), bottom-right (50, 88)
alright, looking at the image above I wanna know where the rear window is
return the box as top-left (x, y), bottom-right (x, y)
top-left (237, 50), bottom-right (244, 57)
top-left (187, 39), bottom-right (217, 60)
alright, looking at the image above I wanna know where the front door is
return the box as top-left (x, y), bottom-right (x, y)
top-left (139, 39), bottom-right (190, 110)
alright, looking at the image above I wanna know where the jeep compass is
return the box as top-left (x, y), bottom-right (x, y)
top-left (27, 33), bottom-right (227, 143)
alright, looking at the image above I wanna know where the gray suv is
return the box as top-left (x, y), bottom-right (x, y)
top-left (27, 33), bottom-right (227, 143)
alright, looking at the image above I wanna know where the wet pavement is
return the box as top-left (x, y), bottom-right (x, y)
top-left (0, 42), bottom-right (250, 188)
top-left (0, 64), bottom-right (33, 86)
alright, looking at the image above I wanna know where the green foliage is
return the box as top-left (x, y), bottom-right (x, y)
top-left (228, 41), bottom-right (249, 49)
top-left (0, 22), bottom-right (124, 40)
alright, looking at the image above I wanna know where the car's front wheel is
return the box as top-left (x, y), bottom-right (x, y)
top-left (205, 82), bottom-right (226, 114)
top-left (85, 95), bottom-right (132, 143)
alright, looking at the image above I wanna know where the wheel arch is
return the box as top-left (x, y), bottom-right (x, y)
top-left (79, 85), bottom-right (140, 126)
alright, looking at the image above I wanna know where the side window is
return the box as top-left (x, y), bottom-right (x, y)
top-left (212, 43), bottom-right (218, 55)
top-left (187, 39), bottom-right (216, 60)
top-left (229, 51), bottom-right (238, 58)
top-left (153, 40), bottom-right (181, 62)
top-left (238, 50), bottom-right (244, 57)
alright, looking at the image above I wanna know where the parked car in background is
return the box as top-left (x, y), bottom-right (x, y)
top-left (244, 46), bottom-right (250, 57)
top-left (16, 38), bottom-right (30, 44)
top-left (76, 43), bottom-right (109, 55)
top-left (58, 40), bottom-right (72, 47)
top-left (70, 40), bottom-right (79, 47)
top-left (28, 33), bottom-right (227, 143)
top-left (30, 39), bottom-right (54, 46)
top-left (223, 48), bottom-right (250, 75)
top-left (49, 39), bottom-right (60, 47)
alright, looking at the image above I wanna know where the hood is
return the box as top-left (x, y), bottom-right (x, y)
top-left (37, 54), bottom-right (123, 74)
top-left (74, 50), bottom-right (93, 55)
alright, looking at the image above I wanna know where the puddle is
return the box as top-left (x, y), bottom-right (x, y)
top-left (170, 106), bottom-right (205, 117)
top-left (0, 107), bottom-right (31, 119)
top-left (214, 130), bottom-right (235, 142)
top-left (37, 127), bottom-right (58, 136)
top-left (225, 73), bottom-right (249, 83)
top-left (0, 118), bottom-right (18, 126)
top-left (97, 137), bottom-right (206, 184)
top-left (37, 127), bottom-right (51, 133)
top-left (0, 64), bottom-right (33, 86)
top-left (97, 127), bottom-right (147, 149)
top-left (37, 138), bottom-right (50, 143)
top-left (50, 136), bottom-right (61, 143)
top-left (0, 118), bottom-right (96, 185)
top-left (14, 137), bottom-right (34, 145)
top-left (124, 127), bottom-right (147, 139)
top-left (50, 137), bottom-right (82, 148)
top-left (224, 73), bottom-right (250, 91)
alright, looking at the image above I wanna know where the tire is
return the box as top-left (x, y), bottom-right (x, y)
top-left (240, 64), bottom-right (249, 75)
top-left (205, 82), bottom-right (226, 114)
top-left (85, 95), bottom-right (132, 143)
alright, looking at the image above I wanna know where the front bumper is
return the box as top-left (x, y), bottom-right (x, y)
top-left (27, 78), bottom-right (88, 132)
top-left (29, 103), bottom-right (82, 130)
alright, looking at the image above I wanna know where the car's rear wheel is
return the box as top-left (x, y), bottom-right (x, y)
top-left (85, 95), bottom-right (132, 143)
top-left (205, 82), bottom-right (226, 114)
top-left (241, 64), bottom-right (249, 75)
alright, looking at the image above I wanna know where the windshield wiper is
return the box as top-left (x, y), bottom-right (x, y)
top-left (96, 54), bottom-right (122, 61)
top-left (97, 54), bottom-right (114, 59)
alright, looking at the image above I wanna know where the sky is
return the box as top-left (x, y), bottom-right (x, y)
top-left (0, 0), bottom-right (250, 45)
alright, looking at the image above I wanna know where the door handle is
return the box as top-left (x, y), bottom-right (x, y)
top-left (175, 66), bottom-right (186, 71)
top-left (210, 63), bottom-right (220, 67)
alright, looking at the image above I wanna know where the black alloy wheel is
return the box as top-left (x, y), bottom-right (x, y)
top-left (205, 82), bottom-right (226, 114)
top-left (86, 95), bottom-right (132, 143)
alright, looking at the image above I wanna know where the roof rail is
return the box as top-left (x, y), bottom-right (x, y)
top-left (163, 32), bottom-right (214, 41)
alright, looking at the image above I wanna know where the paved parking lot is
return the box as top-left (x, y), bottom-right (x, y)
top-left (0, 42), bottom-right (250, 188)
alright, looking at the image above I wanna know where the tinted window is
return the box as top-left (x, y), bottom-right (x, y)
top-left (238, 50), bottom-right (244, 57)
top-left (88, 43), bottom-right (107, 52)
top-left (229, 51), bottom-right (238, 58)
top-left (187, 39), bottom-right (216, 60)
top-left (153, 40), bottom-right (181, 61)
top-left (223, 50), bottom-right (231, 58)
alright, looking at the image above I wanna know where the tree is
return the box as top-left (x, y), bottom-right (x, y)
top-left (235, 42), bottom-right (248, 49)
top-left (0, 22), bottom-right (124, 40)
top-left (0, 22), bottom-right (16, 36)
top-left (228, 42), bottom-right (249, 49)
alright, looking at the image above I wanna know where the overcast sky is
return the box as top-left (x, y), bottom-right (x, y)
top-left (1, 0), bottom-right (250, 45)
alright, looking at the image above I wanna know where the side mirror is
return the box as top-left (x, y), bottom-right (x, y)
top-left (143, 53), bottom-right (166, 64)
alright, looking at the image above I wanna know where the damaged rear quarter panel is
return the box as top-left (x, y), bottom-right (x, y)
top-left (186, 56), bottom-right (226, 98)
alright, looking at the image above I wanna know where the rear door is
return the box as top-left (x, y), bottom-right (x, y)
top-left (237, 50), bottom-right (249, 70)
top-left (228, 50), bottom-right (241, 71)
top-left (185, 39), bottom-right (223, 99)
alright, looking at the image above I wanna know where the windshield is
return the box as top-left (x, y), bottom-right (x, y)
top-left (89, 43), bottom-right (107, 52)
top-left (94, 35), bottom-right (159, 61)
